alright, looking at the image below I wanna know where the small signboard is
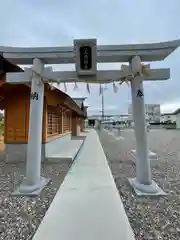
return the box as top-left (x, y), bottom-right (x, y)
top-left (74, 39), bottom-right (97, 77)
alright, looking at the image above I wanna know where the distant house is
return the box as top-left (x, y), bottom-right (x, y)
top-left (87, 116), bottom-right (96, 127)
top-left (174, 108), bottom-right (180, 129)
top-left (72, 98), bottom-right (88, 130)
top-left (72, 98), bottom-right (87, 119)
top-left (160, 113), bottom-right (176, 123)
top-left (129, 104), bottom-right (161, 123)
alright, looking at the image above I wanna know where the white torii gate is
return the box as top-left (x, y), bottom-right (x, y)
top-left (3, 39), bottom-right (180, 196)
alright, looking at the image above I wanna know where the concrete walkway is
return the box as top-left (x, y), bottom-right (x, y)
top-left (33, 130), bottom-right (135, 240)
top-left (47, 139), bottom-right (84, 163)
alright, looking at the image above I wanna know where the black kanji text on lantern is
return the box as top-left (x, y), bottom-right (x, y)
top-left (31, 92), bottom-right (39, 100)
top-left (136, 89), bottom-right (144, 98)
top-left (79, 46), bottom-right (92, 70)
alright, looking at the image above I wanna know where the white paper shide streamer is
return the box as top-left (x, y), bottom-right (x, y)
top-left (104, 84), bottom-right (108, 91)
top-left (64, 82), bottom-right (67, 92)
top-left (50, 81), bottom-right (55, 90)
top-left (86, 83), bottom-right (90, 94)
top-left (113, 82), bottom-right (118, 93)
top-left (56, 76), bottom-right (61, 87)
top-left (73, 81), bottom-right (78, 91)
top-left (99, 84), bottom-right (103, 95)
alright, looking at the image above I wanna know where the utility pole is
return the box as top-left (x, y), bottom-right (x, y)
top-left (101, 85), bottom-right (104, 121)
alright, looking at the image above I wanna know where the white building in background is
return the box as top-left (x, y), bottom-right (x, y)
top-left (128, 104), bottom-right (161, 123)
top-left (174, 108), bottom-right (180, 129)
top-left (160, 108), bottom-right (180, 129)
top-left (88, 114), bottom-right (129, 121)
top-left (160, 113), bottom-right (176, 123)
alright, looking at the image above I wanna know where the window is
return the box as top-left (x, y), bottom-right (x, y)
top-left (67, 111), bottom-right (71, 131)
top-left (47, 111), bottom-right (61, 136)
top-left (62, 110), bottom-right (71, 132)
top-left (63, 111), bottom-right (68, 132)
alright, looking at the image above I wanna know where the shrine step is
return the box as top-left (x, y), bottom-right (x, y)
top-left (32, 130), bottom-right (135, 240)
top-left (46, 139), bottom-right (84, 163)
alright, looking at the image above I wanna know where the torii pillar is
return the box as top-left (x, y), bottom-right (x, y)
top-left (13, 58), bottom-right (49, 196)
top-left (128, 56), bottom-right (166, 196)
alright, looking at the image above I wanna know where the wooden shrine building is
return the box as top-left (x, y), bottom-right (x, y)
top-left (0, 55), bottom-right (86, 162)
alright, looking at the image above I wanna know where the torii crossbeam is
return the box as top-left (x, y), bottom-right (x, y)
top-left (6, 68), bottom-right (170, 84)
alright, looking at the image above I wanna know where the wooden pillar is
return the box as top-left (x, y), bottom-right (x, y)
top-left (71, 112), bottom-right (78, 136)
top-left (70, 111), bottom-right (72, 131)
top-left (42, 96), bottom-right (47, 142)
top-left (77, 117), bottom-right (81, 136)
top-left (68, 112), bottom-right (70, 131)
top-left (80, 117), bottom-right (84, 132)
top-left (59, 107), bottom-right (62, 134)
top-left (62, 109), bottom-right (64, 133)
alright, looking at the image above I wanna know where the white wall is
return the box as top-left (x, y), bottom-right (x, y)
top-left (128, 104), bottom-right (161, 122)
top-left (176, 113), bottom-right (180, 129)
top-left (161, 114), bottom-right (176, 123)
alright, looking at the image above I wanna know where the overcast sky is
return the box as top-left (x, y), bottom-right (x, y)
top-left (1, 0), bottom-right (180, 114)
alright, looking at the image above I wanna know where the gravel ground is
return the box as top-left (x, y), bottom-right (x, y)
top-left (0, 160), bottom-right (70, 240)
top-left (98, 128), bottom-right (180, 240)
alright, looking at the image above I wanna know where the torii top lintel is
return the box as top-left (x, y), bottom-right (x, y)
top-left (0, 39), bottom-right (180, 65)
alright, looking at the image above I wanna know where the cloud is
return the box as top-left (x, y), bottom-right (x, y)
top-left (161, 101), bottom-right (180, 114)
top-left (1, 0), bottom-right (180, 114)
top-left (89, 105), bottom-right (118, 112)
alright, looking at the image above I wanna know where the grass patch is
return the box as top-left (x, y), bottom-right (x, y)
top-left (0, 120), bottom-right (4, 136)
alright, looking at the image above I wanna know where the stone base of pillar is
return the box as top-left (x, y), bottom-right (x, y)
top-left (115, 136), bottom-right (124, 140)
top-left (114, 129), bottom-right (124, 140)
top-left (12, 176), bottom-right (50, 197)
top-left (131, 149), bottom-right (158, 167)
top-left (128, 178), bottom-right (166, 196)
top-left (105, 129), bottom-right (124, 140)
top-left (107, 131), bottom-right (113, 136)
